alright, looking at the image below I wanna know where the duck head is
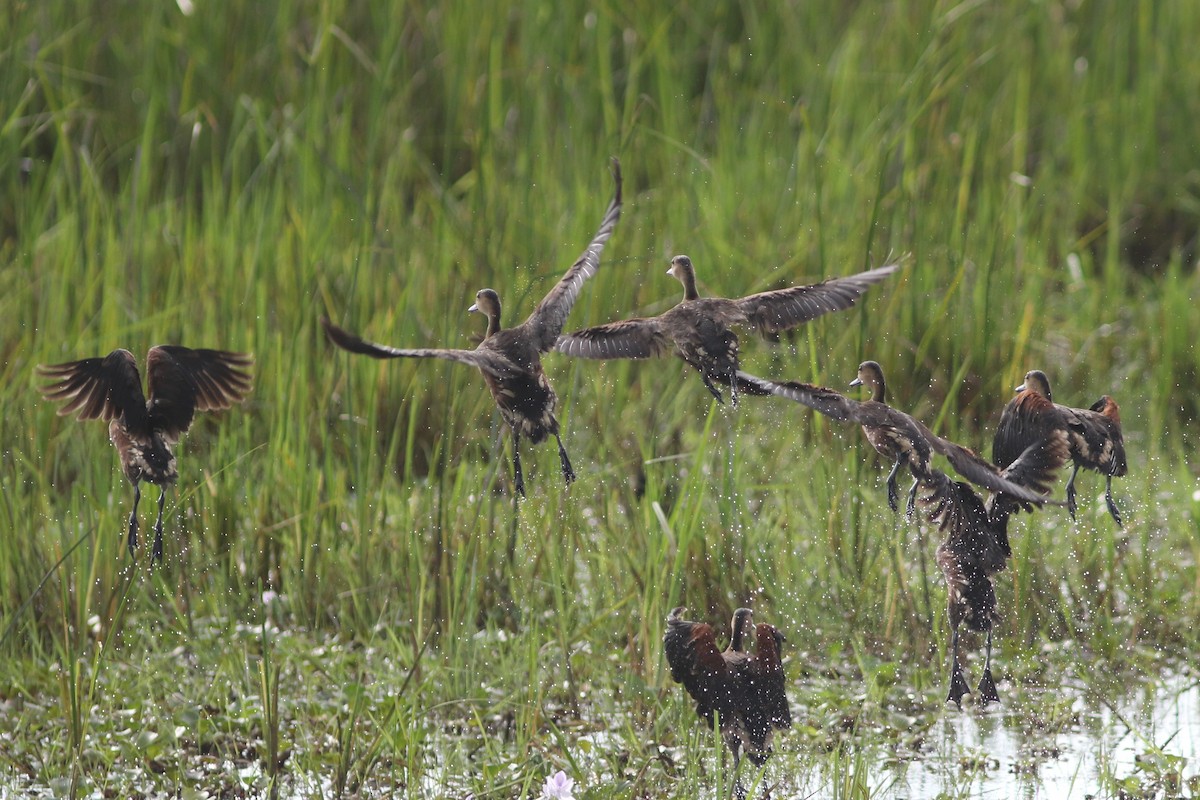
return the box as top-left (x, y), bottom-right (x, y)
top-left (667, 255), bottom-right (700, 301)
top-left (1017, 369), bottom-right (1052, 400)
top-left (850, 360), bottom-right (887, 403)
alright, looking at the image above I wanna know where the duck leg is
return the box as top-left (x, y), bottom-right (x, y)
top-left (699, 372), bottom-right (727, 405)
top-left (554, 432), bottom-right (576, 486)
top-left (905, 477), bottom-right (920, 518)
top-left (511, 430), bottom-right (526, 498)
top-left (1065, 463), bottom-right (1080, 520)
top-left (729, 742), bottom-right (746, 800)
top-left (151, 487), bottom-right (167, 562)
top-left (946, 627), bottom-right (970, 708)
top-left (127, 481), bottom-right (142, 557)
top-left (1104, 474), bottom-right (1123, 527)
top-left (884, 457), bottom-right (903, 514)
top-left (977, 628), bottom-right (999, 704)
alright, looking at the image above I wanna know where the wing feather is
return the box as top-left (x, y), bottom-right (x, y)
top-left (736, 263), bottom-right (898, 334)
top-left (322, 316), bottom-right (515, 376)
top-left (145, 346), bottom-right (254, 441)
top-left (523, 159), bottom-right (623, 351)
top-left (554, 317), bottom-right (671, 360)
top-left (38, 349), bottom-right (150, 434)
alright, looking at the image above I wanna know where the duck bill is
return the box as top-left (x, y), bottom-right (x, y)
top-left (468, 303), bottom-right (479, 313)
top-left (849, 378), bottom-right (863, 388)
top-left (1014, 382), bottom-right (1026, 392)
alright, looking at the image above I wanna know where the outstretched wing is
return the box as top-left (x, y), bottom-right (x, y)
top-left (751, 624), bottom-right (791, 729)
top-left (749, 372), bottom-right (1061, 507)
top-left (737, 372), bottom-right (864, 422)
top-left (554, 317), bottom-right (671, 360)
top-left (322, 317), bottom-right (514, 376)
top-left (919, 470), bottom-right (991, 535)
top-left (38, 349), bottom-right (150, 434)
top-left (987, 429), bottom-right (1071, 519)
top-left (998, 430), bottom-right (1070, 496)
top-left (745, 372), bottom-right (932, 453)
top-left (663, 608), bottom-right (735, 722)
top-left (931, 435), bottom-right (1062, 508)
top-left (145, 346), bottom-right (253, 442)
top-left (523, 159), bottom-right (623, 351)
top-left (735, 263), bottom-right (898, 335)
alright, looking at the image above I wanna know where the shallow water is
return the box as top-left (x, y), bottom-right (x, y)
top-left (888, 671), bottom-right (1199, 799)
top-left (3, 657), bottom-right (1195, 799)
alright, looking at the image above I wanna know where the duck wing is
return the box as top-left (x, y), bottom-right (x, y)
top-left (992, 391), bottom-right (1059, 469)
top-left (145, 346), bottom-right (253, 442)
top-left (664, 608), bottom-right (737, 721)
top-left (744, 372), bottom-right (931, 448)
top-left (322, 317), bottom-right (515, 375)
top-left (750, 624), bottom-right (791, 729)
top-left (929, 433), bottom-right (1062, 508)
top-left (734, 263), bottom-right (898, 335)
top-left (522, 159), bottom-right (623, 351)
top-left (38, 349), bottom-right (150, 435)
top-left (923, 431), bottom-right (1069, 545)
top-left (998, 430), bottom-right (1071, 494)
top-left (1057, 402), bottom-right (1128, 476)
top-left (737, 372), bottom-right (864, 422)
top-left (554, 316), bottom-right (672, 359)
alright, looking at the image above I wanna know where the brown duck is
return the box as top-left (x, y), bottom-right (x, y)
top-left (918, 429), bottom-right (1070, 706)
top-left (664, 607), bottom-right (791, 791)
top-left (993, 369), bottom-right (1126, 525)
top-left (38, 346), bottom-right (253, 560)
top-left (740, 364), bottom-right (1060, 513)
top-left (322, 160), bottom-right (621, 497)
top-left (555, 255), bottom-right (898, 404)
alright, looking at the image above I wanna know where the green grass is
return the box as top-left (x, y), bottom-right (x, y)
top-left (2, 0), bottom-right (1199, 797)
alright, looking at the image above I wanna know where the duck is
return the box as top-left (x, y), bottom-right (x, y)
top-left (38, 346), bottom-right (253, 561)
top-left (663, 607), bottom-right (791, 794)
top-left (917, 429), bottom-right (1070, 706)
top-left (322, 159), bottom-right (621, 497)
top-left (738, 365), bottom-right (1061, 513)
top-left (993, 369), bottom-right (1127, 525)
top-left (555, 255), bottom-right (898, 405)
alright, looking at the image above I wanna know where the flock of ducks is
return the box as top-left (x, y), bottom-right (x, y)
top-left (35, 159), bottom-right (1129, 791)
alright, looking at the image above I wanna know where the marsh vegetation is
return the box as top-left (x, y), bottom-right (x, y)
top-left (2, 1), bottom-right (1198, 797)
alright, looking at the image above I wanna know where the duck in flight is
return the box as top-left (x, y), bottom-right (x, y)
top-left (39, 346), bottom-right (253, 561)
top-left (555, 255), bottom-right (898, 404)
top-left (917, 430), bottom-right (1070, 706)
top-left (322, 159), bottom-right (621, 497)
top-left (993, 369), bottom-right (1126, 525)
top-left (740, 365), bottom-right (1062, 513)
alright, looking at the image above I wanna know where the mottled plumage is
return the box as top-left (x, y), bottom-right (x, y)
top-left (556, 256), bottom-right (897, 404)
top-left (919, 430), bottom-right (1070, 706)
top-left (39, 346), bottom-right (253, 560)
top-left (322, 160), bottom-right (621, 497)
top-left (994, 369), bottom-right (1127, 525)
top-left (664, 607), bottom-right (791, 785)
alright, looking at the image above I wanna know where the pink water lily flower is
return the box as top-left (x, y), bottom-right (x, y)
top-left (538, 770), bottom-right (576, 800)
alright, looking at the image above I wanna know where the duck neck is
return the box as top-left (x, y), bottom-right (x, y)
top-left (679, 271), bottom-right (700, 301)
top-left (729, 609), bottom-right (751, 651)
top-left (484, 311), bottom-right (501, 339)
top-left (871, 377), bottom-right (886, 403)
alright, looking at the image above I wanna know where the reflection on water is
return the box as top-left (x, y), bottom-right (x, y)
top-left (891, 671), bottom-right (1199, 799)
